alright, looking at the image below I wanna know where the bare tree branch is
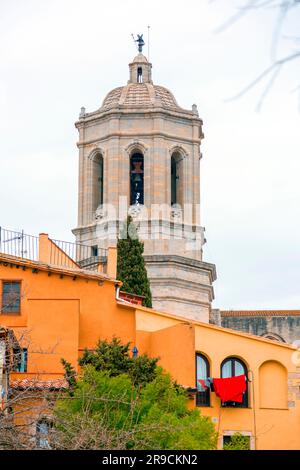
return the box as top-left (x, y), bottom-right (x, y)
top-left (224, 50), bottom-right (300, 103)
top-left (214, 0), bottom-right (277, 34)
top-left (214, 0), bottom-right (300, 108)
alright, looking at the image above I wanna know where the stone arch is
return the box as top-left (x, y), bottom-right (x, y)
top-left (169, 145), bottom-right (189, 159)
top-left (124, 141), bottom-right (149, 158)
top-left (261, 332), bottom-right (285, 343)
top-left (127, 145), bottom-right (145, 206)
top-left (259, 360), bottom-right (287, 409)
top-left (87, 146), bottom-right (105, 162)
top-left (169, 146), bottom-right (187, 208)
top-left (124, 142), bottom-right (149, 208)
top-left (88, 148), bottom-right (104, 212)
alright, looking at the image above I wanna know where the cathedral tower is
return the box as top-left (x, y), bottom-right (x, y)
top-left (73, 44), bottom-right (216, 322)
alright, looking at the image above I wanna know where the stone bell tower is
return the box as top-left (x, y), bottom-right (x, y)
top-left (73, 41), bottom-right (216, 322)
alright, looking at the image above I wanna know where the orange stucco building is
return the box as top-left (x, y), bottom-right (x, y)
top-left (1, 232), bottom-right (300, 450)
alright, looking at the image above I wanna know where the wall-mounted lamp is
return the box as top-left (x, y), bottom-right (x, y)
top-left (132, 346), bottom-right (138, 359)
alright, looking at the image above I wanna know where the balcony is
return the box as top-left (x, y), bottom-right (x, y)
top-left (0, 227), bottom-right (107, 273)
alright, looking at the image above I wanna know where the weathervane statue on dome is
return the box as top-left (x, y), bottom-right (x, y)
top-left (132, 34), bottom-right (145, 53)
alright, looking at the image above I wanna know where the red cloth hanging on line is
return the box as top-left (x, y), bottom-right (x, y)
top-left (213, 374), bottom-right (246, 403)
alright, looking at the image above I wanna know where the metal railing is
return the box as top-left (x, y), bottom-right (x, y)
top-left (0, 227), bottom-right (39, 261)
top-left (50, 238), bottom-right (107, 270)
top-left (0, 227), bottom-right (107, 271)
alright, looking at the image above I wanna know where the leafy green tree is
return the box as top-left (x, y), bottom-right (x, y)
top-left (223, 433), bottom-right (250, 451)
top-left (78, 337), bottom-right (158, 387)
top-left (55, 338), bottom-right (217, 450)
top-left (52, 366), bottom-right (217, 450)
top-left (117, 216), bottom-right (152, 307)
top-left (129, 352), bottom-right (158, 387)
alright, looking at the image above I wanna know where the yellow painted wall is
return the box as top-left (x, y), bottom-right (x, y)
top-left (137, 322), bottom-right (195, 387)
top-left (259, 360), bottom-right (288, 409)
top-left (0, 255), bottom-right (136, 381)
top-left (135, 306), bottom-right (300, 450)
top-left (27, 299), bottom-right (79, 376)
top-left (1, 253), bottom-right (300, 450)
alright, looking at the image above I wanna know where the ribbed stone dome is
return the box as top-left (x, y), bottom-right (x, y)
top-left (100, 82), bottom-right (181, 111)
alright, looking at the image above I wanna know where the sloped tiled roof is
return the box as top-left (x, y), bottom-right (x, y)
top-left (10, 378), bottom-right (68, 390)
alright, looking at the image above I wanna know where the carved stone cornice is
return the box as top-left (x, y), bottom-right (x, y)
top-left (75, 107), bottom-right (203, 129)
top-left (76, 131), bottom-right (201, 149)
top-left (144, 254), bottom-right (217, 283)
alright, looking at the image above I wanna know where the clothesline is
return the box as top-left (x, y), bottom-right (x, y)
top-left (197, 374), bottom-right (247, 404)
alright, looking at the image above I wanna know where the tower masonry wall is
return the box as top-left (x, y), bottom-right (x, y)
top-left (73, 54), bottom-right (215, 322)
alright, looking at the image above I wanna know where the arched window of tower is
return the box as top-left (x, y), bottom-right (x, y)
top-left (92, 153), bottom-right (104, 212)
top-left (130, 152), bottom-right (144, 205)
top-left (137, 67), bottom-right (143, 83)
top-left (170, 152), bottom-right (184, 208)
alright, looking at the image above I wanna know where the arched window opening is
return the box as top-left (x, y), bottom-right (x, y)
top-left (261, 332), bottom-right (285, 343)
top-left (137, 67), bottom-right (143, 83)
top-left (130, 152), bottom-right (144, 205)
top-left (196, 353), bottom-right (210, 407)
top-left (221, 357), bottom-right (248, 408)
top-left (170, 152), bottom-right (183, 208)
top-left (171, 156), bottom-right (177, 206)
top-left (92, 154), bottom-right (104, 212)
top-left (259, 361), bottom-right (287, 409)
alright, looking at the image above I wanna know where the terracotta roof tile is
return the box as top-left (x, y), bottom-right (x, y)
top-left (10, 378), bottom-right (68, 390)
top-left (221, 310), bottom-right (300, 317)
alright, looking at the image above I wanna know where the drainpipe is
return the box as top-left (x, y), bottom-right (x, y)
top-left (115, 285), bottom-right (131, 304)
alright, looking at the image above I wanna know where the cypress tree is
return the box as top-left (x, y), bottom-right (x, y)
top-left (117, 216), bottom-right (152, 307)
top-left (61, 358), bottom-right (77, 393)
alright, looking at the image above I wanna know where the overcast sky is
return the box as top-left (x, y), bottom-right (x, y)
top-left (0, 0), bottom-right (299, 310)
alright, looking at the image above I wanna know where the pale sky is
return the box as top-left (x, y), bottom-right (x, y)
top-left (0, 0), bottom-right (299, 310)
